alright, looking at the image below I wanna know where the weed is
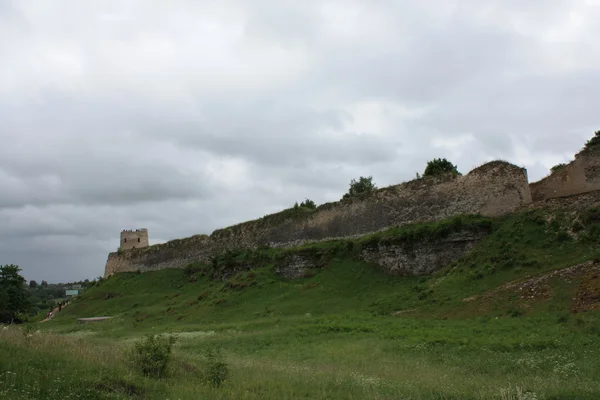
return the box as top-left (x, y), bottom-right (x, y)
top-left (127, 333), bottom-right (178, 378)
top-left (203, 348), bottom-right (229, 388)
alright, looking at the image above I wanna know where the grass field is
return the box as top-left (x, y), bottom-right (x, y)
top-left (2, 208), bottom-right (600, 399)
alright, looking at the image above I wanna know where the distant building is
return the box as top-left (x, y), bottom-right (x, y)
top-left (120, 228), bottom-right (149, 251)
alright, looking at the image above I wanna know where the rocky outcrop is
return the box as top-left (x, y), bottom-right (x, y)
top-left (358, 232), bottom-right (485, 276)
top-left (274, 254), bottom-right (320, 279)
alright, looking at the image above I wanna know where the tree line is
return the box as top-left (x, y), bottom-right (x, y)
top-left (0, 264), bottom-right (100, 324)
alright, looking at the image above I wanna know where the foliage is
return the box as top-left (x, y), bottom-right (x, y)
top-left (28, 280), bottom-right (37, 289)
top-left (127, 334), bottom-right (177, 378)
top-left (0, 264), bottom-right (30, 323)
top-left (294, 198), bottom-right (317, 209)
top-left (204, 348), bottom-right (229, 387)
top-left (583, 130), bottom-right (600, 152)
top-left (423, 158), bottom-right (461, 177)
top-left (343, 176), bottom-right (377, 199)
top-left (550, 163), bottom-right (567, 173)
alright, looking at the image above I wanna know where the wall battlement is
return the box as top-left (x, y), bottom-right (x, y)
top-left (105, 161), bottom-right (533, 276)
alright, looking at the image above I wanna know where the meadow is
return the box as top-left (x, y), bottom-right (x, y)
top-left (2, 207), bottom-right (600, 399)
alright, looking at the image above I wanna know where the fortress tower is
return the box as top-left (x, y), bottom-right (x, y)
top-left (120, 228), bottom-right (149, 251)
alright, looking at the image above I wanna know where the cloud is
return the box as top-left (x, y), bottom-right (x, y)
top-left (1, 0), bottom-right (599, 282)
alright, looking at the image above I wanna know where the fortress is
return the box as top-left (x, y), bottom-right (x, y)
top-left (106, 142), bottom-right (600, 278)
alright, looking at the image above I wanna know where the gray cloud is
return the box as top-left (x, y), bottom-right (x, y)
top-left (1, 0), bottom-right (599, 282)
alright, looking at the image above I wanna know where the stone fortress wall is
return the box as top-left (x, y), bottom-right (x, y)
top-left (105, 161), bottom-right (534, 276)
top-left (530, 147), bottom-right (600, 202)
top-left (119, 229), bottom-right (149, 251)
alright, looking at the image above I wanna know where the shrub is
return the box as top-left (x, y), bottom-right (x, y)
top-left (295, 199), bottom-right (317, 209)
top-left (127, 334), bottom-right (177, 378)
top-left (583, 130), bottom-right (600, 152)
top-left (423, 158), bottom-right (461, 177)
top-left (204, 348), bottom-right (229, 387)
top-left (550, 163), bottom-right (567, 173)
top-left (343, 176), bottom-right (377, 199)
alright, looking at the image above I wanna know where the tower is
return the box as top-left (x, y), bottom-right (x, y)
top-left (120, 228), bottom-right (149, 250)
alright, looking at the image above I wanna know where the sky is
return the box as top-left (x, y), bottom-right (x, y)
top-left (1, 0), bottom-right (599, 283)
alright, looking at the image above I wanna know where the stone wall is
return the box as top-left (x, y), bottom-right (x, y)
top-left (119, 229), bottom-right (149, 250)
top-left (105, 161), bottom-right (532, 277)
top-left (530, 148), bottom-right (600, 202)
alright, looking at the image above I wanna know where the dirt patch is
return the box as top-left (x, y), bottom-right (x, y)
top-left (463, 261), bottom-right (600, 308)
top-left (573, 269), bottom-right (600, 312)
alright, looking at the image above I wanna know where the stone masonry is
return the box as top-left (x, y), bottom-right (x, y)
top-left (105, 161), bottom-right (533, 277)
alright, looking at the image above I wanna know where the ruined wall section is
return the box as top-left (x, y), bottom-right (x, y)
top-left (530, 148), bottom-right (600, 202)
top-left (105, 162), bottom-right (532, 277)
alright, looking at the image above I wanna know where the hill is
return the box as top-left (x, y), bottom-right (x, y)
top-left (3, 200), bottom-right (599, 399)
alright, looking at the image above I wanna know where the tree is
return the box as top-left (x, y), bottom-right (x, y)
top-left (29, 280), bottom-right (38, 289)
top-left (40, 280), bottom-right (48, 288)
top-left (0, 264), bottom-right (31, 323)
top-left (343, 176), bottom-right (377, 199)
top-left (423, 158), bottom-right (461, 177)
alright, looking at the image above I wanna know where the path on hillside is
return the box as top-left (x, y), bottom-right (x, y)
top-left (40, 301), bottom-right (70, 323)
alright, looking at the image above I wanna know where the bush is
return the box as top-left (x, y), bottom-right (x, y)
top-left (343, 176), bottom-right (376, 199)
top-left (204, 348), bottom-right (229, 387)
top-left (423, 158), bottom-right (460, 177)
top-left (550, 163), bottom-right (567, 173)
top-left (583, 130), bottom-right (600, 152)
top-left (294, 199), bottom-right (317, 209)
top-left (127, 334), bottom-right (177, 378)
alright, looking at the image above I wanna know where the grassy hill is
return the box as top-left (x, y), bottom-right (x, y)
top-left (2, 206), bottom-right (600, 399)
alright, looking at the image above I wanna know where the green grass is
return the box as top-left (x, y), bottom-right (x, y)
top-left (3, 207), bottom-right (600, 399)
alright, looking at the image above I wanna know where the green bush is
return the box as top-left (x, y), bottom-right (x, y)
top-left (550, 163), bottom-right (567, 173)
top-left (423, 158), bottom-right (461, 177)
top-left (583, 130), bottom-right (600, 152)
top-left (204, 348), bottom-right (229, 387)
top-left (343, 176), bottom-right (376, 199)
top-left (127, 334), bottom-right (177, 378)
top-left (294, 199), bottom-right (317, 209)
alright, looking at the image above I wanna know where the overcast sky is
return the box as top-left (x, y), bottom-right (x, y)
top-left (1, 0), bottom-right (599, 283)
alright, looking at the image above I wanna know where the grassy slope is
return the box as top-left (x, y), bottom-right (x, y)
top-left (3, 208), bottom-right (600, 399)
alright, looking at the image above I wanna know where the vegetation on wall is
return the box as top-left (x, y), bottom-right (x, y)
top-left (423, 158), bottom-right (461, 177)
top-left (551, 163), bottom-right (568, 173)
top-left (342, 176), bottom-right (377, 199)
top-left (584, 130), bottom-right (600, 152)
top-left (294, 198), bottom-right (317, 209)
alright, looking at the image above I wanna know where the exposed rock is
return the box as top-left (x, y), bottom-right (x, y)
top-left (274, 249), bottom-right (332, 279)
top-left (359, 232), bottom-right (484, 276)
top-left (275, 254), bottom-right (320, 279)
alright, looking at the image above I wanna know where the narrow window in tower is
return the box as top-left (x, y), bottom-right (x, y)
top-left (124, 238), bottom-right (127, 243)
top-left (138, 238), bottom-right (140, 243)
